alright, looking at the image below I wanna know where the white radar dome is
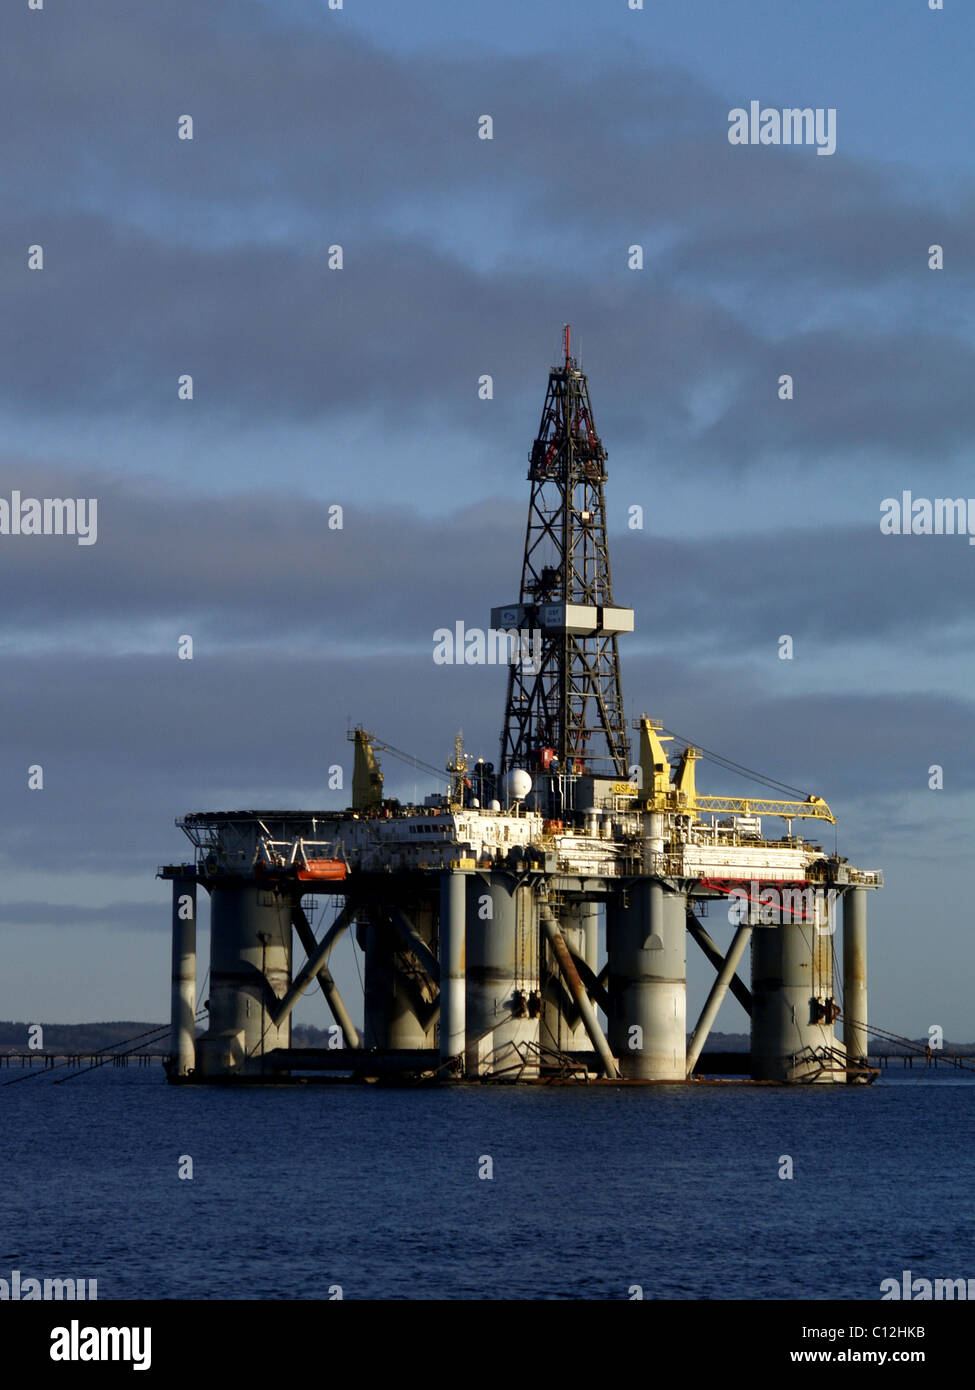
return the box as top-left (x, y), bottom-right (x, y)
top-left (488, 799), bottom-right (501, 812)
top-left (505, 769), bottom-right (533, 802)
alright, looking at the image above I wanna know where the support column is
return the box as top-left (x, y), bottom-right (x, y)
top-left (465, 874), bottom-right (539, 1077)
top-left (439, 871), bottom-right (467, 1070)
top-left (361, 897), bottom-right (438, 1049)
top-left (170, 877), bottom-right (196, 1077)
top-left (197, 883), bottom-right (293, 1077)
top-left (750, 914), bottom-right (838, 1083)
top-left (843, 887), bottom-right (869, 1081)
top-left (579, 900), bottom-right (600, 974)
top-left (607, 881), bottom-right (686, 1080)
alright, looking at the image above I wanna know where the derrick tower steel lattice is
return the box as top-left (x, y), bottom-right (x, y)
top-left (495, 328), bottom-right (633, 779)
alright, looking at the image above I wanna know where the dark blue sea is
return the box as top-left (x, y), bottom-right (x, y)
top-left (2, 1067), bottom-right (973, 1301)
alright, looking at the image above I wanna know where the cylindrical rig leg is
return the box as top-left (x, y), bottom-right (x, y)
top-left (170, 877), bottom-right (196, 1077)
top-left (196, 883), bottom-right (293, 1078)
top-left (581, 901), bottom-right (600, 976)
top-left (465, 876), bottom-right (539, 1077)
top-left (439, 871), bottom-right (467, 1072)
top-left (750, 911), bottom-right (840, 1083)
top-left (843, 887), bottom-right (869, 1082)
top-left (361, 897), bottom-right (438, 1050)
top-left (607, 881), bottom-right (687, 1080)
top-left (686, 925), bottom-right (752, 1077)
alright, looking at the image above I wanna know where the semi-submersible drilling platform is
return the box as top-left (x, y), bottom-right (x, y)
top-left (160, 330), bottom-right (882, 1086)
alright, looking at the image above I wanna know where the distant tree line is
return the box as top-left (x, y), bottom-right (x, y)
top-left (0, 1020), bottom-right (356, 1053)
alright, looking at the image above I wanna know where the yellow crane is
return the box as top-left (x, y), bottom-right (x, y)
top-left (637, 717), bottom-right (835, 826)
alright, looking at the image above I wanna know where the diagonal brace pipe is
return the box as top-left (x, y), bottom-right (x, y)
top-left (566, 945), bottom-right (610, 1015)
top-left (686, 925), bottom-right (753, 1077)
top-left (540, 899), bottom-right (619, 1080)
top-left (686, 910), bottom-right (753, 1016)
top-left (387, 907), bottom-right (440, 985)
top-left (283, 903), bottom-right (361, 1048)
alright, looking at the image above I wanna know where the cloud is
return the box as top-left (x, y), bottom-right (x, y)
top-left (2, 465), bottom-right (974, 653)
top-left (0, 4), bottom-right (971, 474)
top-left (0, 901), bottom-right (163, 930)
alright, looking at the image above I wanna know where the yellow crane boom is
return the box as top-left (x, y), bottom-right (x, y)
top-left (637, 717), bottom-right (835, 825)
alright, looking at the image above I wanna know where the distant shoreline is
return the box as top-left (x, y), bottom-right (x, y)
top-left (2, 1022), bottom-right (973, 1057)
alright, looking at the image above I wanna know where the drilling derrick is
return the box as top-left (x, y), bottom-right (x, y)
top-left (494, 327), bottom-right (633, 790)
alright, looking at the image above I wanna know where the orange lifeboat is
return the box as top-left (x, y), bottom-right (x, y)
top-left (296, 859), bottom-right (349, 882)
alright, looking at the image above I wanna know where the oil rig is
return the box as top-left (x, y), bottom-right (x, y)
top-left (160, 330), bottom-right (882, 1085)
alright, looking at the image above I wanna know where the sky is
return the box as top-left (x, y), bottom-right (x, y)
top-left (1, 0), bottom-right (972, 1042)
